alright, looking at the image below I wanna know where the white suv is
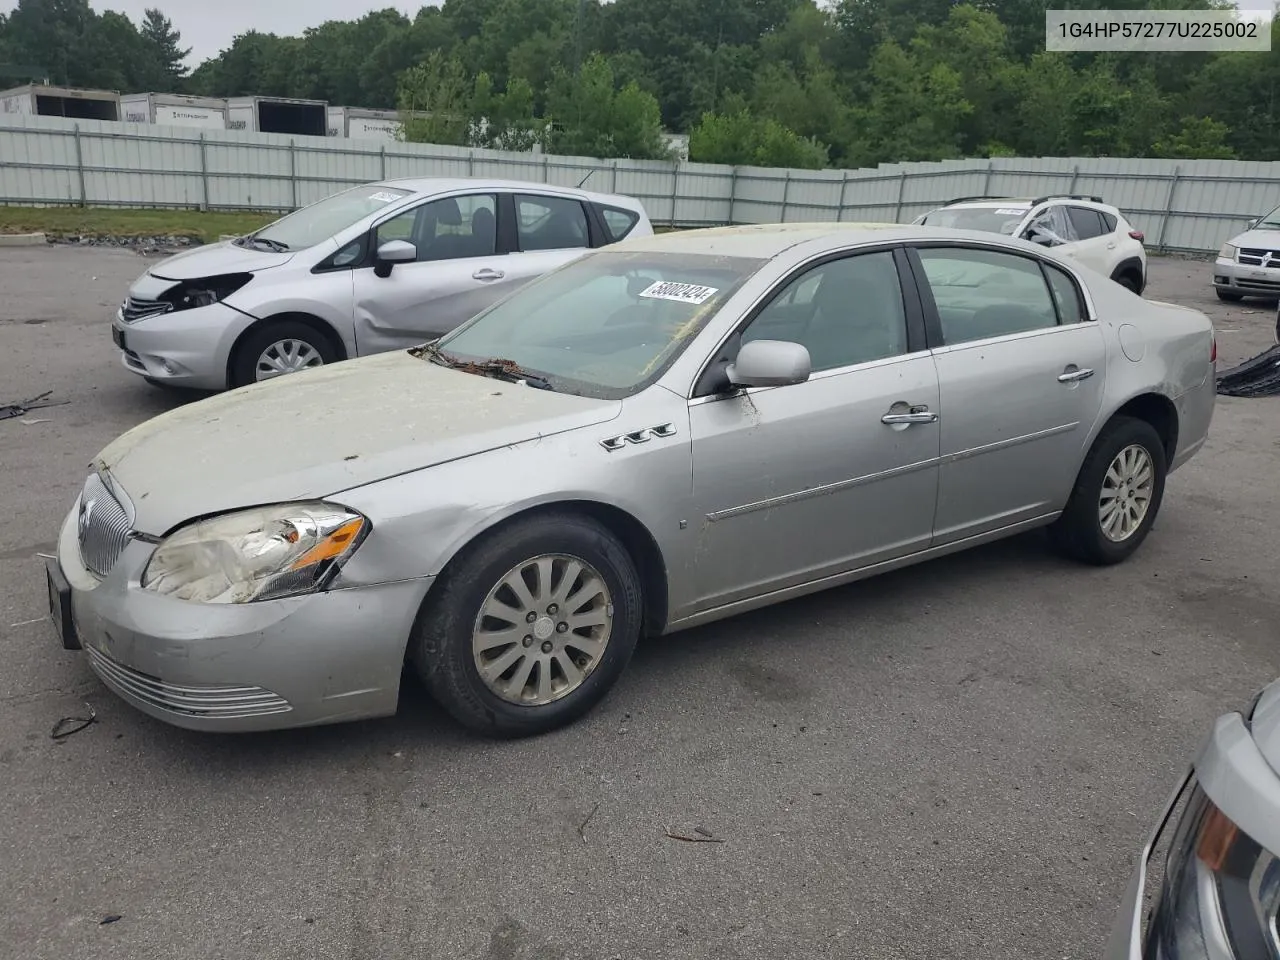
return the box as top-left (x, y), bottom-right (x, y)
top-left (914, 195), bottom-right (1148, 294)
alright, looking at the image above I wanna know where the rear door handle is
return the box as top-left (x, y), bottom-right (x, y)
top-left (882, 407), bottom-right (939, 425)
top-left (473, 268), bottom-right (504, 281)
top-left (1058, 366), bottom-right (1095, 383)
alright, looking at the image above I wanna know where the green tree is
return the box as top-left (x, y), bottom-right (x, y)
top-left (470, 72), bottom-right (541, 150)
top-left (544, 53), bottom-right (668, 159)
top-left (139, 8), bottom-right (189, 87)
top-left (1154, 116), bottom-right (1236, 160)
top-left (689, 107), bottom-right (829, 168)
top-left (398, 50), bottom-right (473, 146)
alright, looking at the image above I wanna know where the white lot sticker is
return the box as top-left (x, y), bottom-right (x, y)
top-left (994, 207), bottom-right (1028, 215)
top-left (369, 192), bottom-right (402, 203)
top-left (638, 281), bottom-right (719, 305)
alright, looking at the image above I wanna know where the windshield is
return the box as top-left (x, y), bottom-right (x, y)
top-left (435, 250), bottom-right (766, 399)
top-left (251, 184), bottom-right (412, 249)
top-left (921, 206), bottom-right (1029, 235)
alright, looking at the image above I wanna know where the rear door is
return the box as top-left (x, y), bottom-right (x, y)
top-left (351, 191), bottom-right (511, 353)
top-left (505, 193), bottom-right (595, 285)
top-left (1063, 205), bottom-right (1116, 274)
top-left (908, 243), bottom-right (1107, 544)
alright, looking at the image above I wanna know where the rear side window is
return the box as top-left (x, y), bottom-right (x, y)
top-left (916, 246), bottom-right (1060, 345)
top-left (515, 194), bottom-right (590, 251)
top-left (1099, 211), bottom-right (1118, 232)
top-left (1066, 206), bottom-right (1106, 240)
top-left (1044, 264), bottom-right (1087, 324)
top-left (598, 205), bottom-right (641, 243)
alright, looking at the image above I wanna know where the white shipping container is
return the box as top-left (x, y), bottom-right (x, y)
top-left (328, 106), bottom-right (404, 141)
top-left (121, 92), bottom-right (227, 129)
top-left (226, 96), bottom-right (328, 137)
top-left (0, 92), bottom-right (32, 115)
top-left (0, 83), bottom-right (119, 120)
top-left (227, 100), bottom-right (256, 132)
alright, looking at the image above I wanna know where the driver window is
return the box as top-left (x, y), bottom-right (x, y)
top-left (740, 251), bottom-right (908, 373)
top-left (375, 194), bottom-right (498, 263)
top-left (1023, 205), bottom-right (1077, 246)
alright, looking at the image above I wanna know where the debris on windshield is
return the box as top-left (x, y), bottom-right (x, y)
top-left (411, 345), bottom-right (553, 389)
top-left (408, 342), bottom-right (457, 367)
top-left (1, 390), bottom-right (69, 422)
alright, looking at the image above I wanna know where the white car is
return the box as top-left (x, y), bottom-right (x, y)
top-left (1213, 203), bottom-right (1280, 302)
top-left (913, 195), bottom-right (1147, 294)
top-left (111, 177), bottom-right (653, 391)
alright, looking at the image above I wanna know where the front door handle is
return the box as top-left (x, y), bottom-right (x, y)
top-left (1058, 366), bottom-right (1095, 383)
top-left (882, 406), bottom-right (939, 425)
top-left (473, 268), bottom-right (505, 281)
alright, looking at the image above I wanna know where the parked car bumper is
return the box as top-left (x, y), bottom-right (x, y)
top-left (50, 499), bottom-right (428, 732)
top-left (1213, 258), bottom-right (1280, 298)
top-left (113, 300), bottom-right (252, 390)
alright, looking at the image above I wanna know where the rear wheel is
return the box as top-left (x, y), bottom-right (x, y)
top-left (1216, 289), bottom-right (1245, 303)
top-left (1049, 416), bottom-right (1168, 566)
top-left (229, 319), bottom-right (337, 388)
top-left (1114, 271), bottom-right (1142, 295)
top-left (411, 512), bottom-right (643, 738)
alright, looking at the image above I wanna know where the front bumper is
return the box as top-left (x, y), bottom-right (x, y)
top-left (1213, 258), bottom-right (1280, 298)
top-left (52, 500), bottom-right (431, 732)
top-left (113, 299), bottom-right (252, 391)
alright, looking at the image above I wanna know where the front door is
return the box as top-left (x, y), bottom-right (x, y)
top-left (687, 248), bottom-right (942, 614)
top-left (910, 244), bottom-right (1107, 544)
top-left (352, 192), bottom-right (515, 354)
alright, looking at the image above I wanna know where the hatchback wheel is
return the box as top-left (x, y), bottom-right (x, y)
top-left (1115, 271), bottom-right (1142, 295)
top-left (230, 320), bottom-right (337, 388)
top-left (412, 512), bottom-right (643, 737)
top-left (1049, 416), bottom-right (1167, 565)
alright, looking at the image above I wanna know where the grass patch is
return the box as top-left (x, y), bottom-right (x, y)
top-left (0, 206), bottom-right (277, 243)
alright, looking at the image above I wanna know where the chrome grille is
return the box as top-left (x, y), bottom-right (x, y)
top-left (77, 472), bottom-right (134, 578)
top-left (121, 295), bottom-right (172, 323)
top-left (86, 647), bottom-right (292, 719)
top-left (1238, 248), bottom-right (1280, 267)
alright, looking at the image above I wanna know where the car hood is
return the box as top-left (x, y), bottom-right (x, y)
top-left (145, 240), bottom-right (296, 281)
top-left (93, 351), bottom-right (622, 535)
top-left (1229, 228), bottom-right (1280, 250)
top-left (1249, 677), bottom-right (1280, 781)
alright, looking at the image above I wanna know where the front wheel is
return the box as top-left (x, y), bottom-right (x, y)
top-left (1216, 288), bottom-right (1245, 303)
top-left (1049, 416), bottom-right (1168, 566)
top-left (229, 319), bottom-right (337, 388)
top-left (411, 512), bottom-right (644, 738)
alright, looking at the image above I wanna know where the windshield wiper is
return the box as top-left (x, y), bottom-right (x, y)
top-left (242, 236), bottom-right (289, 252)
top-left (412, 346), bottom-right (554, 390)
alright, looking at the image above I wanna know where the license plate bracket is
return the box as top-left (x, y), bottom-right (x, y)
top-left (46, 558), bottom-right (80, 650)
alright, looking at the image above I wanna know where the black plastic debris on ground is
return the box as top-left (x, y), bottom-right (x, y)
top-left (0, 390), bottom-right (69, 421)
top-left (1216, 345), bottom-right (1280, 398)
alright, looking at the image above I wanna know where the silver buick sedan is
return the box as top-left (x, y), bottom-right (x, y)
top-left (47, 223), bottom-right (1217, 738)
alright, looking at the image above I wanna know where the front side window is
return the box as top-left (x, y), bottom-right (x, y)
top-left (741, 251), bottom-right (908, 372)
top-left (253, 184), bottom-right (411, 250)
top-left (376, 194), bottom-right (498, 263)
top-left (435, 250), bottom-right (764, 399)
top-left (916, 247), bottom-right (1060, 346)
top-left (516, 194), bottom-right (589, 251)
top-left (1022, 205), bottom-right (1078, 247)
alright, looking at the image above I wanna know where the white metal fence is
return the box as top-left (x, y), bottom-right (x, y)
top-left (3, 113), bottom-right (1280, 253)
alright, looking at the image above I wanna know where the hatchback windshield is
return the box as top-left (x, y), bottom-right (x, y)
top-left (435, 250), bottom-right (765, 399)
top-left (920, 206), bottom-right (1029, 235)
top-left (251, 184), bottom-right (412, 250)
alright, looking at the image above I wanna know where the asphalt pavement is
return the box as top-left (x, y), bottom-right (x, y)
top-left (1, 245), bottom-right (1278, 960)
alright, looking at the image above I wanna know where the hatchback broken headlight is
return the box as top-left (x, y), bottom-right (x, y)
top-left (1147, 782), bottom-right (1280, 959)
top-left (161, 273), bottom-right (254, 312)
top-left (141, 502), bottom-right (367, 603)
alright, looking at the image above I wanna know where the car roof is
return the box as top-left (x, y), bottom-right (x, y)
top-left (607, 222), bottom-right (1048, 260)
top-left (943, 196), bottom-right (1122, 216)
top-left (373, 176), bottom-right (641, 207)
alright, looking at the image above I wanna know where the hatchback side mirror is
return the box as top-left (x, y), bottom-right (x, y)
top-left (725, 339), bottom-right (811, 388)
top-left (374, 239), bottom-right (416, 278)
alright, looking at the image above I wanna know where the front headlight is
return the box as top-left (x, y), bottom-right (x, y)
top-left (1148, 783), bottom-right (1280, 959)
top-left (161, 273), bottom-right (254, 312)
top-left (1219, 243), bottom-right (1239, 261)
top-left (141, 502), bottom-right (367, 603)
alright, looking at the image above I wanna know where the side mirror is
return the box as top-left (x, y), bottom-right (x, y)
top-left (373, 239), bottom-right (416, 278)
top-left (725, 339), bottom-right (811, 389)
top-left (1247, 218), bottom-right (1260, 230)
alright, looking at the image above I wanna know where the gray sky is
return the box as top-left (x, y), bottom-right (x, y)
top-left (1, 0), bottom-right (1274, 70)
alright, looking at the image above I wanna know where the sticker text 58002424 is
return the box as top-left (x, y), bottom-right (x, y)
top-left (638, 281), bottom-right (720, 305)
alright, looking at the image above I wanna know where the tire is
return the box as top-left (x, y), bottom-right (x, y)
top-left (1114, 271), bottom-right (1142, 295)
top-left (229, 319), bottom-right (338, 388)
top-left (411, 512), bottom-right (644, 738)
top-left (1216, 289), bottom-right (1244, 303)
top-left (1049, 416), bottom-right (1168, 566)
